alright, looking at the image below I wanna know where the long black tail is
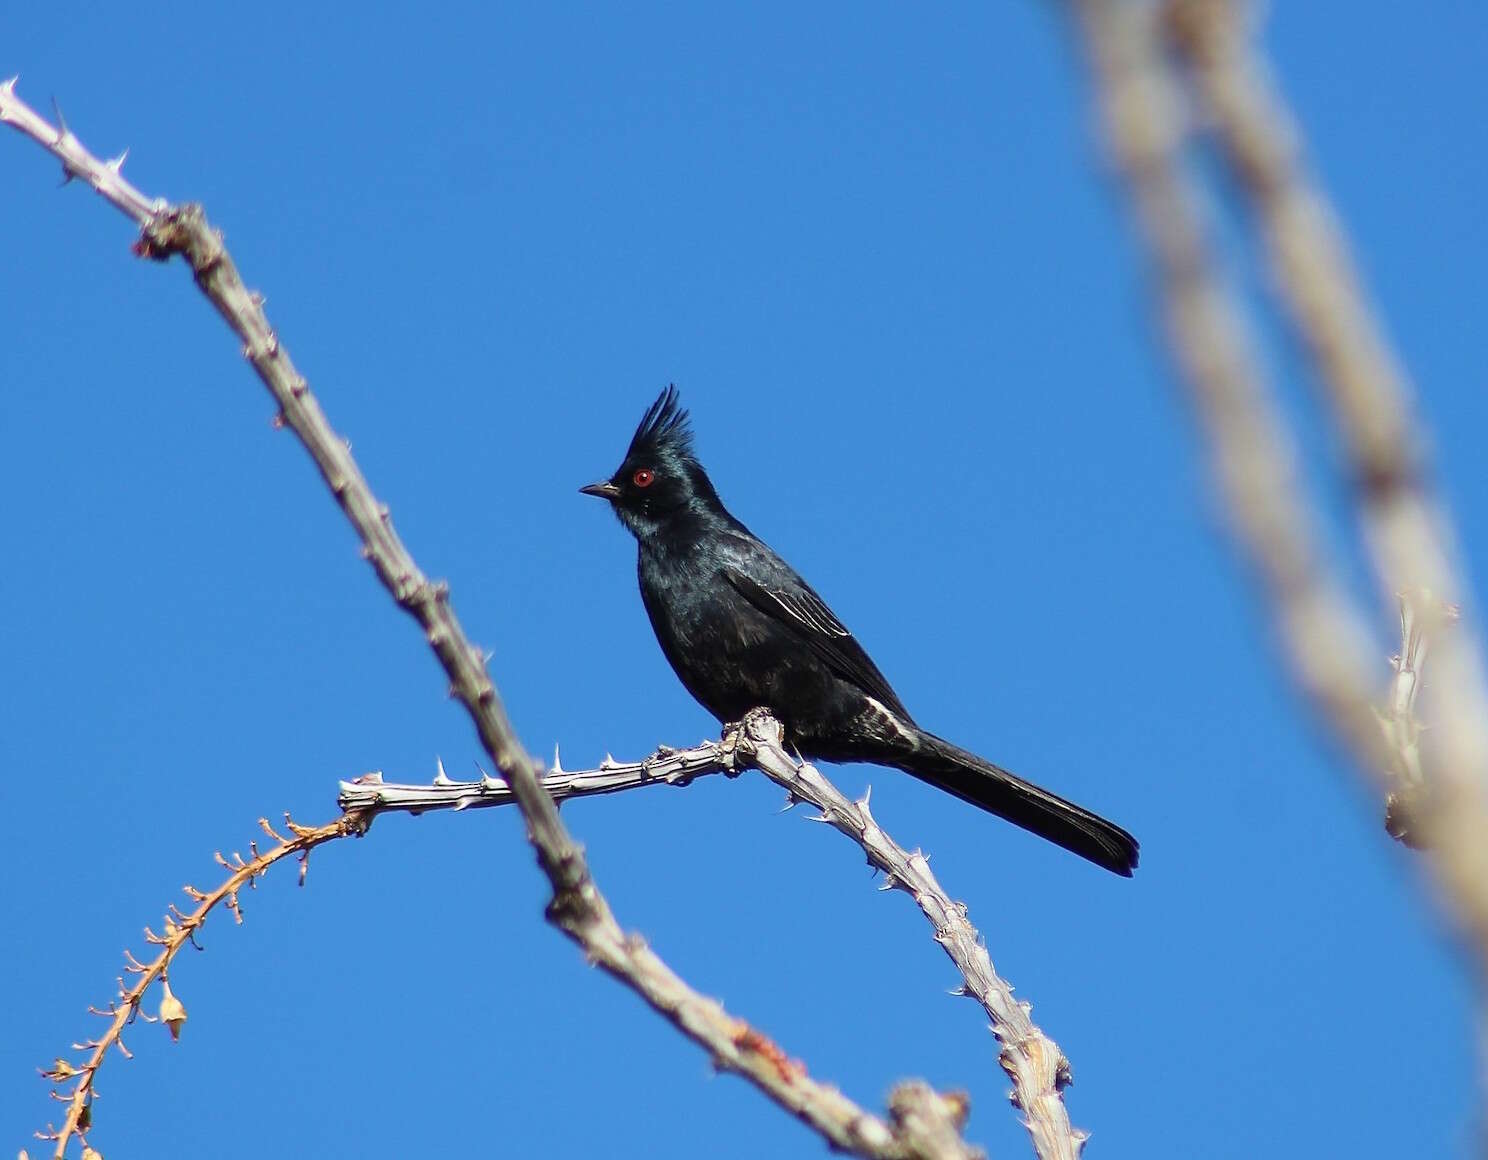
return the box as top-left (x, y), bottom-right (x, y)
top-left (892, 731), bottom-right (1139, 876)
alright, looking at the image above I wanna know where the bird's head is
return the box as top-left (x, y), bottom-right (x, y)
top-left (581, 385), bottom-right (724, 539)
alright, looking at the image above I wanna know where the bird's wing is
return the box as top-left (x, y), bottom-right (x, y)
top-left (721, 562), bottom-right (911, 719)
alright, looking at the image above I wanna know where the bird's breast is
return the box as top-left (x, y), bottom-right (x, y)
top-left (637, 546), bottom-right (832, 723)
top-left (639, 550), bottom-right (763, 657)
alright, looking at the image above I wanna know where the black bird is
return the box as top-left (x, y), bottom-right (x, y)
top-left (582, 387), bottom-right (1139, 876)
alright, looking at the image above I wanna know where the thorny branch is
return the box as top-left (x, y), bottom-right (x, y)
top-left (2, 82), bottom-right (987, 1160)
top-left (26, 713), bottom-right (1028, 1160)
top-left (33, 814), bottom-right (367, 1157)
top-left (1064, 0), bottom-right (1488, 964)
top-left (346, 709), bottom-right (1085, 1160)
top-left (29, 718), bottom-right (1011, 1160)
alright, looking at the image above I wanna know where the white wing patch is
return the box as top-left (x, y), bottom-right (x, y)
top-left (767, 589), bottom-right (851, 638)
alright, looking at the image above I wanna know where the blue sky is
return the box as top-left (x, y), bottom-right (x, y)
top-left (4, 4), bottom-right (1485, 1158)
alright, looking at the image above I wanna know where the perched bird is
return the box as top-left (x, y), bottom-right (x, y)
top-left (581, 387), bottom-right (1139, 876)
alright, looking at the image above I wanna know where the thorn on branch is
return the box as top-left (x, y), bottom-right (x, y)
top-left (40, 1058), bottom-right (78, 1081)
top-left (284, 814), bottom-right (315, 838)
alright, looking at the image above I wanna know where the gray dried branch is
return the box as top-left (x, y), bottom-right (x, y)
top-left (735, 715), bottom-right (1083, 1160)
top-left (1, 81), bottom-right (983, 1160)
top-left (36, 771), bottom-right (985, 1160)
top-left (338, 739), bottom-right (732, 815)
top-left (1062, 1), bottom-right (1488, 961)
top-left (1161, 0), bottom-right (1488, 942)
top-left (345, 709), bottom-right (1086, 1160)
top-left (34, 814), bottom-right (366, 1159)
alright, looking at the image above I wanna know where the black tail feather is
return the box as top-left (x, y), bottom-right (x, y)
top-left (894, 732), bottom-right (1139, 876)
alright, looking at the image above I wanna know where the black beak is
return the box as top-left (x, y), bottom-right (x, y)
top-left (580, 480), bottom-right (622, 500)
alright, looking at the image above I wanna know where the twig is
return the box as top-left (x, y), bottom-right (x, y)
top-left (2, 82), bottom-right (983, 1160)
top-left (33, 814), bottom-right (366, 1158)
top-left (1162, 0), bottom-right (1488, 949)
top-left (337, 740), bottom-right (734, 816)
top-left (345, 710), bottom-right (1087, 1160)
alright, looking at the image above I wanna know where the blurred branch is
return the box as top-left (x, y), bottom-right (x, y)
top-left (1162, 0), bottom-right (1488, 936)
top-left (33, 813), bottom-right (367, 1159)
top-left (1062, 0), bottom-right (1488, 962)
top-left (2, 82), bottom-right (986, 1160)
top-left (1063, 0), bottom-right (1388, 771)
top-left (348, 709), bottom-right (1086, 1160)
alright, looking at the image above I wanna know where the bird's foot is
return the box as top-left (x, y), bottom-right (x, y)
top-left (737, 706), bottom-right (784, 745)
top-left (718, 719), bottom-right (754, 777)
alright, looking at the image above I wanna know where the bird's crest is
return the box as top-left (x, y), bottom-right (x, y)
top-left (626, 384), bottom-right (694, 462)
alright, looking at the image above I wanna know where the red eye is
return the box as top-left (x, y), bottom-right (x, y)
top-left (632, 468), bottom-right (655, 488)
